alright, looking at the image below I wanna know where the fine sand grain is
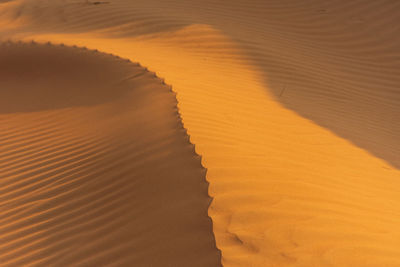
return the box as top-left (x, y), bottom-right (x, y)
top-left (0, 42), bottom-right (221, 266)
top-left (1, 0), bottom-right (400, 266)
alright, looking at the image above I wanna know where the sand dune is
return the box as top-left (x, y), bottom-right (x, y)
top-left (1, 0), bottom-right (400, 266)
top-left (0, 42), bottom-right (220, 266)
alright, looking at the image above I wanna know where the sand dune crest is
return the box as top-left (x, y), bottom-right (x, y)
top-left (0, 0), bottom-right (399, 266)
top-left (0, 42), bottom-right (221, 266)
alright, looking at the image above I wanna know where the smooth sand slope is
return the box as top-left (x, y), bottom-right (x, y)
top-left (0, 42), bottom-right (221, 266)
top-left (1, 0), bottom-right (400, 266)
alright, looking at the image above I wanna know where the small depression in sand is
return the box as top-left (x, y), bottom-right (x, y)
top-left (0, 42), bottom-right (221, 266)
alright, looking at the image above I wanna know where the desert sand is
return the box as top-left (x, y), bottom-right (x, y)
top-left (0, 0), bottom-right (399, 266)
top-left (0, 42), bottom-right (220, 266)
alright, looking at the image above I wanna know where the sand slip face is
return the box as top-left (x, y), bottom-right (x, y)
top-left (0, 42), bottom-right (221, 266)
top-left (1, 0), bottom-right (400, 266)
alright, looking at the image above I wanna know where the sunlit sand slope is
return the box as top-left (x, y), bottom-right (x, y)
top-left (3, 0), bottom-right (398, 167)
top-left (0, 42), bottom-right (221, 266)
top-left (0, 1), bottom-right (400, 266)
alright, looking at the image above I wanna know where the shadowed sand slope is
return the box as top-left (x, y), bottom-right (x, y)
top-left (0, 42), bottom-right (221, 266)
top-left (1, 0), bottom-right (398, 166)
top-left (1, 1), bottom-right (400, 266)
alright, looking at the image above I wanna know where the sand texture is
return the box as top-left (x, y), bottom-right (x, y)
top-left (1, 0), bottom-right (400, 266)
top-left (0, 43), bottom-right (220, 266)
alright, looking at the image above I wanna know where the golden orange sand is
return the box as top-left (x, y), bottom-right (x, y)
top-left (0, 42), bottom-right (220, 266)
top-left (1, 0), bottom-right (400, 266)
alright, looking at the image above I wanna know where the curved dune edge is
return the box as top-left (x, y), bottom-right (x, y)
top-left (1, 1), bottom-right (400, 266)
top-left (0, 41), bottom-right (221, 266)
top-left (20, 32), bottom-right (400, 267)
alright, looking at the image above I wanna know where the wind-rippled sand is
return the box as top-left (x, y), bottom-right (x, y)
top-left (0, 0), bottom-right (399, 266)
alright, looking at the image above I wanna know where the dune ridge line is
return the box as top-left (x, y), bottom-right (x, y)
top-left (0, 41), bottom-right (222, 266)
